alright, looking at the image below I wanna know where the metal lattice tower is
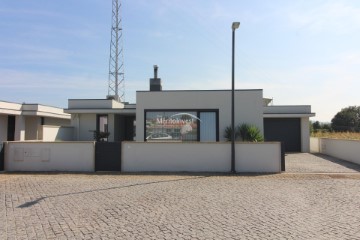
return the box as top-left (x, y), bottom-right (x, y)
top-left (107, 0), bottom-right (125, 102)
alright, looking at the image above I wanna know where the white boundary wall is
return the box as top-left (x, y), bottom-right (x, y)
top-left (38, 125), bottom-right (74, 141)
top-left (310, 137), bottom-right (320, 153)
top-left (122, 142), bottom-right (281, 173)
top-left (4, 141), bottom-right (281, 173)
top-left (235, 143), bottom-right (281, 172)
top-left (310, 137), bottom-right (360, 165)
top-left (5, 142), bottom-right (95, 172)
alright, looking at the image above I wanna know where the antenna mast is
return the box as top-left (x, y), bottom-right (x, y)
top-left (107, 0), bottom-right (125, 102)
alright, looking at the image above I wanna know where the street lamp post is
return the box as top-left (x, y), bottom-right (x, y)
top-left (231, 22), bottom-right (240, 173)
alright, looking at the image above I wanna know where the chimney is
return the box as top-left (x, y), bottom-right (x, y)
top-left (150, 65), bottom-right (162, 91)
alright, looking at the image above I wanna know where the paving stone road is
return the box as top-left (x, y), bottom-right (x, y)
top-left (286, 153), bottom-right (360, 173)
top-left (1, 154), bottom-right (360, 239)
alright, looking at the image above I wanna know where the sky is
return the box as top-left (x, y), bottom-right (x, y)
top-left (0, 0), bottom-right (359, 122)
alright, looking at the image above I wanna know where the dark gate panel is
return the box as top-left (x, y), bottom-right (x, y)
top-left (0, 143), bottom-right (4, 171)
top-left (264, 118), bottom-right (301, 152)
top-left (95, 142), bottom-right (122, 171)
top-left (281, 142), bottom-right (285, 171)
top-left (7, 115), bottom-right (15, 141)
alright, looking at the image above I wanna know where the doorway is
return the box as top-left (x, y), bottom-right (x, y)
top-left (7, 115), bottom-right (15, 141)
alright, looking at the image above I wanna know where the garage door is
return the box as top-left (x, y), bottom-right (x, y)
top-left (264, 118), bottom-right (301, 152)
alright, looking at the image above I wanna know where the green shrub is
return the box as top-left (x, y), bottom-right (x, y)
top-left (223, 126), bottom-right (239, 141)
top-left (224, 123), bottom-right (264, 142)
top-left (246, 125), bottom-right (264, 142)
top-left (238, 123), bottom-right (264, 142)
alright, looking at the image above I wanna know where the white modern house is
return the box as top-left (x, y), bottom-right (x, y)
top-left (65, 66), bottom-right (315, 152)
top-left (0, 100), bottom-right (71, 142)
top-left (2, 67), bottom-right (315, 173)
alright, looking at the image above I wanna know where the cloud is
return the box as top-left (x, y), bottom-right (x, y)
top-left (285, 2), bottom-right (360, 34)
top-left (0, 43), bottom-right (73, 63)
top-left (259, 51), bottom-right (359, 121)
top-left (0, 69), bottom-right (104, 90)
top-left (0, 8), bottom-right (64, 18)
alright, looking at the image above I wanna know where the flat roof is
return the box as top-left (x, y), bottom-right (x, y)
top-left (0, 100), bottom-right (70, 119)
top-left (65, 108), bottom-right (136, 114)
top-left (137, 89), bottom-right (263, 93)
top-left (264, 113), bottom-right (316, 118)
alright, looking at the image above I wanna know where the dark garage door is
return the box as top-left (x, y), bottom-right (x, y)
top-left (264, 118), bottom-right (301, 152)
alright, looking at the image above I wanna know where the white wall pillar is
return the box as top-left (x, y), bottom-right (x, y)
top-left (14, 115), bottom-right (26, 141)
top-left (71, 114), bottom-right (80, 141)
top-left (25, 116), bottom-right (41, 140)
top-left (301, 117), bottom-right (310, 152)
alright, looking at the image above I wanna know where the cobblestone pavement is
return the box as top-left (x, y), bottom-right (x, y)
top-left (286, 153), bottom-right (360, 173)
top-left (1, 171), bottom-right (360, 240)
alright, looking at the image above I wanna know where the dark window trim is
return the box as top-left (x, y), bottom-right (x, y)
top-left (144, 109), bottom-right (219, 142)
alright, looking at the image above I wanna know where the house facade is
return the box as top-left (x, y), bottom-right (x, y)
top-left (135, 90), bottom-right (314, 152)
top-left (64, 67), bottom-right (315, 152)
top-left (65, 99), bottom-right (136, 142)
top-left (0, 100), bottom-right (71, 142)
top-left (136, 89), bottom-right (264, 142)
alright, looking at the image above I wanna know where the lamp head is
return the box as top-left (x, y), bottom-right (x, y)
top-left (232, 22), bottom-right (240, 30)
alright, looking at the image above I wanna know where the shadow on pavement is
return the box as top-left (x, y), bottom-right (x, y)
top-left (312, 153), bottom-right (360, 172)
top-left (17, 176), bottom-right (209, 208)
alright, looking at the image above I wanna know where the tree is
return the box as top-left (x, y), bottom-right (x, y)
top-left (311, 121), bottom-right (321, 133)
top-left (321, 123), bottom-right (332, 132)
top-left (331, 106), bottom-right (360, 132)
top-left (311, 121), bottom-right (332, 133)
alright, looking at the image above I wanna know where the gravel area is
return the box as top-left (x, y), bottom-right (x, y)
top-left (1, 170), bottom-right (360, 239)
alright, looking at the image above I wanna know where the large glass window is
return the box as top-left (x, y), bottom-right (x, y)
top-left (145, 110), bottom-right (218, 142)
top-left (146, 111), bottom-right (198, 141)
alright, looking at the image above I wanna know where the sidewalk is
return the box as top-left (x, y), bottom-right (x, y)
top-left (285, 153), bottom-right (360, 173)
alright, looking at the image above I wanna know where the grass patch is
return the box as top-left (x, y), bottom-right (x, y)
top-left (311, 131), bottom-right (360, 140)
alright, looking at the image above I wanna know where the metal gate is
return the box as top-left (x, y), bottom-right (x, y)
top-left (281, 142), bottom-right (285, 171)
top-left (95, 142), bottom-right (122, 171)
top-left (0, 143), bottom-right (4, 171)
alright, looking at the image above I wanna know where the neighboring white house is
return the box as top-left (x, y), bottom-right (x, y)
top-left (65, 99), bottom-right (136, 142)
top-left (0, 100), bottom-right (71, 142)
